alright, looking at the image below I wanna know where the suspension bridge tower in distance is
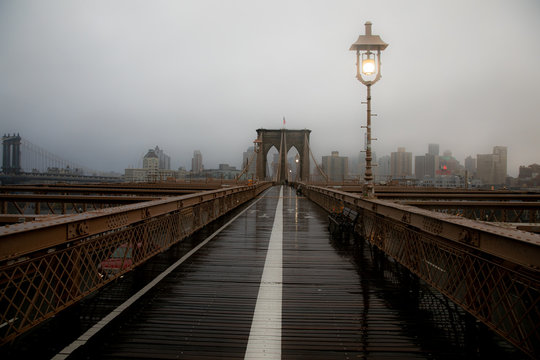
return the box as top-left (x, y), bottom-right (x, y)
top-left (2, 133), bottom-right (22, 174)
top-left (255, 129), bottom-right (311, 183)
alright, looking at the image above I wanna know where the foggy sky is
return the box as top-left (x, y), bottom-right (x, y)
top-left (1, 0), bottom-right (539, 176)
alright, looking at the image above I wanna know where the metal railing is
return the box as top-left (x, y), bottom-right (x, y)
top-left (397, 201), bottom-right (540, 223)
top-left (0, 182), bottom-right (271, 344)
top-left (300, 184), bottom-right (540, 358)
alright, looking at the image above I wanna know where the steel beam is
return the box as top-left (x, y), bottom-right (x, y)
top-left (0, 185), bottom-right (212, 196)
top-left (398, 200), bottom-right (540, 223)
top-left (379, 193), bottom-right (540, 201)
top-left (0, 194), bottom-right (157, 202)
top-left (0, 194), bottom-right (159, 215)
top-left (399, 201), bottom-right (540, 207)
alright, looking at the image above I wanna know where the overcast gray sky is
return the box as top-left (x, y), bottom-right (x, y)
top-left (1, 0), bottom-right (539, 176)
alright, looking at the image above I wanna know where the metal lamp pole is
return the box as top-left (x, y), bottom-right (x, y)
top-left (365, 83), bottom-right (373, 196)
top-left (350, 21), bottom-right (388, 198)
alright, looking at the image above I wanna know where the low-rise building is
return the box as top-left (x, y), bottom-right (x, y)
top-left (124, 148), bottom-right (177, 182)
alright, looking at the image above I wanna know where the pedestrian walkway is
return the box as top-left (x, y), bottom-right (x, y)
top-left (61, 186), bottom-right (446, 359)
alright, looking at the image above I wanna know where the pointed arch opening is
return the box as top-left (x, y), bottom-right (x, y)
top-left (286, 146), bottom-right (300, 182)
top-left (266, 146), bottom-right (279, 181)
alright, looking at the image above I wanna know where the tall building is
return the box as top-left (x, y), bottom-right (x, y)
top-left (477, 154), bottom-right (493, 184)
top-left (476, 146), bottom-right (507, 185)
top-left (465, 156), bottom-right (476, 176)
top-left (415, 155), bottom-right (426, 179)
top-left (428, 143), bottom-right (439, 156)
top-left (242, 146), bottom-right (256, 179)
top-left (493, 146), bottom-right (507, 184)
top-left (321, 151), bottom-right (349, 182)
top-left (390, 147), bottom-right (412, 178)
top-left (154, 146), bottom-right (171, 170)
top-left (424, 153), bottom-right (439, 178)
top-left (376, 155), bottom-right (391, 180)
top-left (191, 150), bottom-right (203, 174)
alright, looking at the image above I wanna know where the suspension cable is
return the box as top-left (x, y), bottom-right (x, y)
top-left (235, 150), bottom-right (257, 181)
top-left (305, 132), bottom-right (328, 183)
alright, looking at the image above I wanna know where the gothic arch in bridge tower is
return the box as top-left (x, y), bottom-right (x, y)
top-left (255, 129), bottom-right (311, 182)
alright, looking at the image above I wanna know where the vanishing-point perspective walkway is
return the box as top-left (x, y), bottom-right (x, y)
top-left (18, 185), bottom-right (517, 360)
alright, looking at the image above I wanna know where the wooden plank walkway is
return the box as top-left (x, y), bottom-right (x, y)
top-left (281, 191), bottom-right (425, 359)
top-left (62, 186), bottom-right (429, 359)
top-left (7, 185), bottom-right (521, 359)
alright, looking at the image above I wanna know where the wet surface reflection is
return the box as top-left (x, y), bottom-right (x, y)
top-left (329, 214), bottom-right (525, 359)
top-left (1, 185), bottom-right (527, 359)
top-left (282, 185), bottom-right (524, 359)
top-left (1, 192), bottom-right (274, 360)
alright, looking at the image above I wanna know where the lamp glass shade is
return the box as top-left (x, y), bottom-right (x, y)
top-left (362, 58), bottom-right (376, 75)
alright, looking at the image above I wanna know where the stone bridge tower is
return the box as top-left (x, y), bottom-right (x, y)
top-left (255, 129), bottom-right (311, 182)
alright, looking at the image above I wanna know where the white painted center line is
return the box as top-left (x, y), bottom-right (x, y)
top-left (245, 186), bottom-right (283, 360)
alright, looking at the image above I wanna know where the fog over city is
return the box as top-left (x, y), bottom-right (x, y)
top-left (1, 0), bottom-right (539, 176)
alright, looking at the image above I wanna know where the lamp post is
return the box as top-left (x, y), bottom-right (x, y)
top-left (350, 21), bottom-right (388, 198)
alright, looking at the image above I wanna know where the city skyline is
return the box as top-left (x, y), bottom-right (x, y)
top-left (114, 141), bottom-right (520, 178)
top-left (0, 133), bottom-right (525, 179)
top-left (112, 141), bottom-right (523, 179)
top-left (1, 1), bottom-right (539, 176)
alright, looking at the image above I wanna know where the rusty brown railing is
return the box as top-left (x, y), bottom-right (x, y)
top-left (397, 200), bottom-right (540, 223)
top-left (301, 184), bottom-right (540, 358)
top-left (0, 182), bottom-right (271, 344)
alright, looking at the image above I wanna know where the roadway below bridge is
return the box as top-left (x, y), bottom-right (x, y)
top-left (2, 186), bottom-right (524, 359)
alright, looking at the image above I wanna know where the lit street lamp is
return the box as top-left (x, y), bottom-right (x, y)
top-left (350, 21), bottom-right (388, 197)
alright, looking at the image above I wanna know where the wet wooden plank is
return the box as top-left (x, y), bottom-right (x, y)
top-left (43, 185), bottom-right (522, 359)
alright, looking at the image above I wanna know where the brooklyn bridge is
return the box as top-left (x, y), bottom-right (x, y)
top-left (0, 129), bottom-right (538, 359)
